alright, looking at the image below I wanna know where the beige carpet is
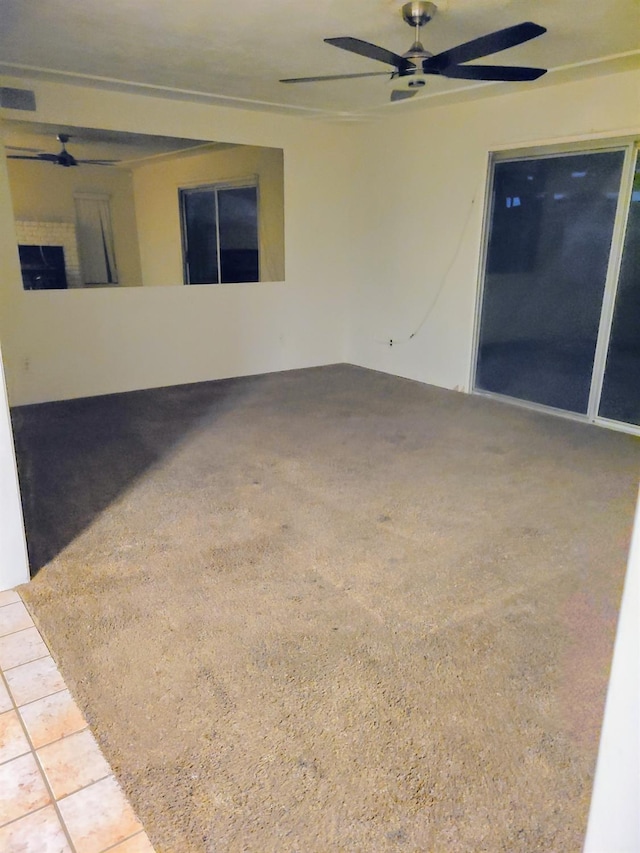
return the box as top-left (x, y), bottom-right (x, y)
top-left (14, 365), bottom-right (639, 852)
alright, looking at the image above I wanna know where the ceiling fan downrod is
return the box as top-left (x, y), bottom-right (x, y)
top-left (402, 1), bottom-right (436, 50)
top-left (55, 134), bottom-right (78, 167)
top-left (394, 2), bottom-right (437, 91)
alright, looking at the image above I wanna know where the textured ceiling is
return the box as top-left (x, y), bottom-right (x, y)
top-left (0, 0), bottom-right (638, 118)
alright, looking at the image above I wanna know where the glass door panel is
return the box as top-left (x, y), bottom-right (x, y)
top-left (475, 151), bottom-right (625, 414)
top-left (218, 186), bottom-right (259, 283)
top-left (598, 151), bottom-right (640, 425)
top-left (181, 188), bottom-right (219, 284)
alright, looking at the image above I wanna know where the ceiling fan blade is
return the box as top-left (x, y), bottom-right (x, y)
top-left (423, 22), bottom-right (546, 71)
top-left (440, 64), bottom-right (547, 82)
top-left (77, 159), bottom-right (120, 165)
top-left (325, 37), bottom-right (415, 71)
top-left (6, 146), bottom-right (44, 153)
top-left (8, 153), bottom-right (117, 166)
top-left (280, 71), bottom-right (391, 83)
top-left (390, 89), bottom-right (418, 102)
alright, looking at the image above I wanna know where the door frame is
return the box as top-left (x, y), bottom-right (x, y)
top-left (470, 136), bottom-right (640, 436)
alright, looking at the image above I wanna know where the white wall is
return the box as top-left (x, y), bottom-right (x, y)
top-left (0, 79), bottom-right (358, 406)
top-left (0, 346), bottom-right (29, 592)
top-left (133, 144), bottom-right (284, 285)
top-left (584, 488), bottom-right (640, 852)
top-left (7, 158), bottom-right (143, 288)
top-left (5, 71), bottom-right (637, 407)
top-left (346, 69), bottom-right (640, 391)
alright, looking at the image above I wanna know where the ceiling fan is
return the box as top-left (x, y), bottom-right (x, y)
top-left (281, 1), bottom-right (547, 102)
top-left (7, 134), bottom-right (118, 167)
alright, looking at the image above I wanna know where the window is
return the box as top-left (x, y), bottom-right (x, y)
top-left (180, 182), bottom-right (259, 284)
top-left (74, 193), bottom-right (118, 285)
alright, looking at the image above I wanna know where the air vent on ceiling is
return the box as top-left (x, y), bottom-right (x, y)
top-left (0, 87), bottom-right (37, 111)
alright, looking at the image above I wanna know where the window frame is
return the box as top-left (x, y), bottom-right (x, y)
top-left (179, 177), bottom-right (260, 286)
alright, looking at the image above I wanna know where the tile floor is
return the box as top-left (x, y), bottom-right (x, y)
top-left (0, 588), bottom-right (156, 853)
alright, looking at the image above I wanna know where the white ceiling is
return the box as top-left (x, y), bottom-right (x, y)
top-left (0, 0), bottom-right (638, 118)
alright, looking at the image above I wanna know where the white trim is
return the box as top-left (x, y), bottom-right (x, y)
top-left (473, 389), bottom-right (591, 425)
top-left (587, 144), bottom-right (638, 419)
top-left (73, 191), bottom-right (113, 201)
top-left (214, 188), bottom-right (221, 284)
top-left (584, 486), bottom-right (640, 852)
top-left (489, 132), bottom-right (640, 157)
top-left (468, 151), bottom-right (496, 394)
top-left (478, 390), bottom-right (640, 437)
top-left (179, 179), bottom-right (260, 285)
top-left (177, 174), bottom-right (259, 192)
top-left (593, 417), bottom-right (640, 437)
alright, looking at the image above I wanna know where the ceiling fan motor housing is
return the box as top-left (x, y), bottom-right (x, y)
top-left (393, 42), bottom-right (434, 91)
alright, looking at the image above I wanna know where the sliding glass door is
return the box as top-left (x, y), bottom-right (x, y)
top-left (474, 142), bottom-right (640, 431)
top-left (598, 151), bottom-right (640, 426)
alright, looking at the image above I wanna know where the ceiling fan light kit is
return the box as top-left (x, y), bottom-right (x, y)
top-left (281, 1), bottom-right (547, 102)
top-left (390, 69), bottom-right (428, 91)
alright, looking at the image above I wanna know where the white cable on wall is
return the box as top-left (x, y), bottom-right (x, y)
top-left (376, 173), bottom-right (486, 348)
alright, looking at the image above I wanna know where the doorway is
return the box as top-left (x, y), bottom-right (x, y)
top-left (474, 141), bottom-right (640, 431)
